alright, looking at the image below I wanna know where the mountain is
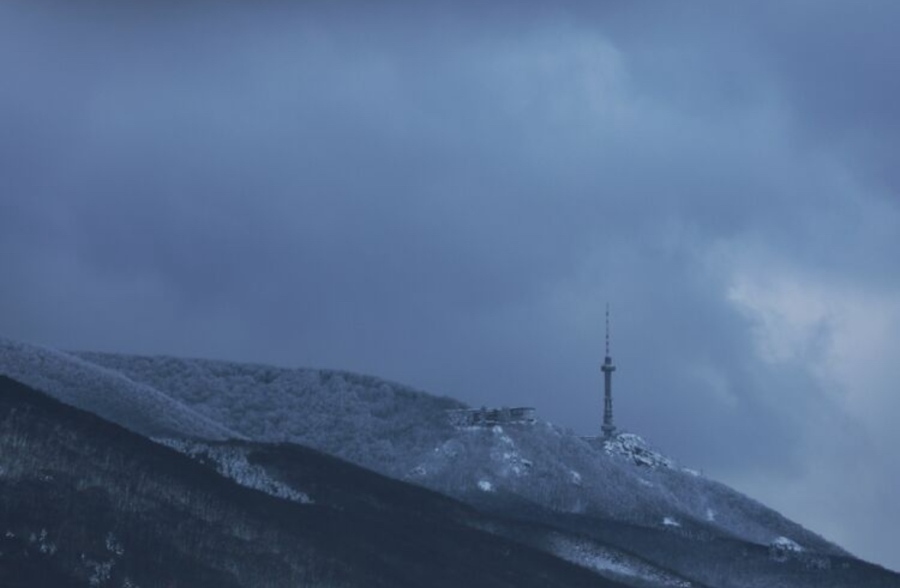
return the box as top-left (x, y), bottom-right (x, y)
top-left (2, 337), bottom-right (899, 587)
top-left (0, 375), bottom-right (628, 588)
top-left (0, 339), bottom-right (238, 440)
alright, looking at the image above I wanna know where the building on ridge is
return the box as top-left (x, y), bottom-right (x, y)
top-left (447, 406), bottom-right (536, 427)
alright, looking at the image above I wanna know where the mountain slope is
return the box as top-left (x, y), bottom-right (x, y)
top-left (2, 340), bottom-right (899, 587)
top-left (0, 375), bottom-right (629, 588)
top-left (68, 350), bottom-right (839, 552)
top-left (0, 338), bottom-right (238, 439)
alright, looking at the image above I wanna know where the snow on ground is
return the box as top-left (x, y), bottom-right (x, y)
top-left (548, 534), bottom-right (692, 587)
top-left (771, 536), bottom-right (804, 552)
top-left (477, 480), bottom-right (495, 492)
top-left (0, 338), bottom-right (239, 440)
top-left (488, 425), bottom-right (532, 477)
top-left (663, 517), bottom-right (681, 528)
top-left (0, 342), bottom-right (848, 557)
top-left (767, 535), bottom-right (815, 565)
top-left (159, 439), bottom-right (313, 504)
top-left (604, 433), bottom-right (675, 469)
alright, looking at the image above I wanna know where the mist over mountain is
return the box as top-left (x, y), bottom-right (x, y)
top-left (2, 338), bottom-right (898, 587)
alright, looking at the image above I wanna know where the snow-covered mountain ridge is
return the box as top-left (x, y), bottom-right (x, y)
top-left (2, 375), bottom-right (623, 588)
top-left (0, 338), bottom-right (239, 440)
top-left (0, 339), bottom-right (846, 568)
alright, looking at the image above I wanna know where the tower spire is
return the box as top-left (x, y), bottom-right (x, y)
top-left (601, 303), bottom-right (617, 439)
top-left (605, 303), bottom-right (610, 357)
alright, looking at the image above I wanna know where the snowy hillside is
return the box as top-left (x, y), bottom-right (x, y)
top-left (0, 338), bottom-right (238, 439)
top-left (0, 338), bottom-right (857, 579)
top-left (55, 348), bottom-right (842, 558)
top-left (1, 375), bottom-right (623, 588)
top-left (73, 350), bottom-right (465, 468)
top-left (409, 422), bottom-right (841, 553)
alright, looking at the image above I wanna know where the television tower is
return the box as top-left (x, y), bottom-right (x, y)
top-left (601, 304), bottom-right (617, 439)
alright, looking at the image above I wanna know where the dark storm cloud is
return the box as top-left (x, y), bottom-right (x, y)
top-left (751, 2), bottom-right (900, 181)
top-left (2, 0), bottom-right (899, 570)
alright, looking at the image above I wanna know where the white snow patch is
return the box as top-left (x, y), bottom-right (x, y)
top-left (33, 529), bottom-right (57, 555)
top-left (706, 508), bottom-right (716, 522)
top-left (604, 433), bottom-right (676, 469)
top-left (771, 536), bottom-right (804, 552)
top-left (663, 517), bottom-right (681, 527)
top-left (769, 536), bottom-right (808, 563)
top-left (105, 532), bottom-right (124, 557)
top-left (477, 480), bottom-right (495, 492)
top-left (159, 439), bottom-right (313, 504)
top-left (638, 478), bottom-right (654, 488)
top-left (488, 433), bottom-right (530, 477)
top-left (570, 470), bottom-right (582, 486)
top-left (550, 537), bottom-right (638, 578)
top-left (81, 551), bottom-right (115, 587)
top-left (548, 535), bottom-right (692, 587)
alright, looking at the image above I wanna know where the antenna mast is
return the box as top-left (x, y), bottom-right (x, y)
top-left (605, 303), bottom-right (610, 357)
top-left (601, 303), bottom-right (617, 439)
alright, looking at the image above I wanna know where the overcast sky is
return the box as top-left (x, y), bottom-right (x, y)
top-left (2, 0), bottom-right (899, 571)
